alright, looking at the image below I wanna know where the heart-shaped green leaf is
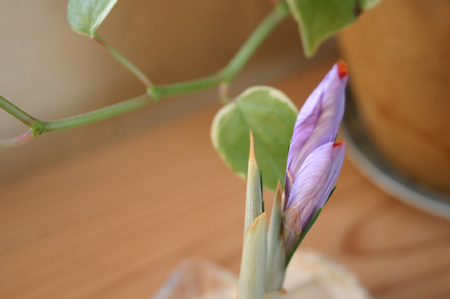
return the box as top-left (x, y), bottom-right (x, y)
top-left (287, 0), bottom-right (357, 57)
top-left (211, 86), bottom-right (298, 191)
top-left (287, 0), bottom-right (383, 57)
top-left (360, 0), bottom-right (382, 10)
top-left (68, 0), bottom-right (117, 37)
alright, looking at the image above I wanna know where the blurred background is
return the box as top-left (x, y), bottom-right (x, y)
top-left (1, 1), bottom-right (449, 299)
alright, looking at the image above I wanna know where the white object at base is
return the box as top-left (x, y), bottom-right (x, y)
top-left (284, 250), bottom-right (372, 299)
top-left (152, 249), bottom-right (371, 299)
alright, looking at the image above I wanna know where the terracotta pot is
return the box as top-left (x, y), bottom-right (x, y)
top-left (338, 0), bottom-right (450, 195)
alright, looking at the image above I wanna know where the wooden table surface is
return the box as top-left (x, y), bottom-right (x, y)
top-left (1, 64), bottom-right (449, 299)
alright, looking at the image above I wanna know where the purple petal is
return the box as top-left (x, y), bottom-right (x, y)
top-left (315, 141), bottom-right (346, 210)
top-left (285, 63), bottom-right (348, 198)
top-left (286, 142), bottom-right (334, 229)
top-left (284, 86), bottom-right (321, 197)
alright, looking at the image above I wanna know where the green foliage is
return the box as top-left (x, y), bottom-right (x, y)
top-left (285, 208), bottom-right (322, 266)
top-left (244, 139), bottom-right (264, 237)
top-left (238, 213), bottom-right (267, 299)
top-left (284, 186), bottom-right (337, 266)
top-left (265, 184), bottom-right (286, 293)
top-left (211, 86), bottom-right (297, 191)
top-left (360, 0), bottom-right (382, 10)
top-left (287, 0), bottom-right (382, 57)
top-left (287, 0), bottom-right (356, 57)
top-left (68, 0), bottom-right (117, 37)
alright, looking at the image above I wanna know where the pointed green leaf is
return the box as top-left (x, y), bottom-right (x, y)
top-left (244, 132), bottom-right (263, 238)
top-left (285, 208), bottom-right (322, 266)
top-left (265, 182), bottom-right (286, 293)
top-left (285, 186), bottom-right (337, 265)
top-left (325, 185), bottom-right (337, 205)
top-left (238, 213), bottom-right (267, 299)
top-left (211, 86), bottom-right (298, 191)
top-left (68, 0), bottom-right (118, 37)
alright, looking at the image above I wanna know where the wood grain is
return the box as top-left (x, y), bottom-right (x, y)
top-left (1, 64), bottom-right (449, 299)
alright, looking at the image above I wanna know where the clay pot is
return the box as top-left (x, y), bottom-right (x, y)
top-left (338, 0), bottom-right (450, 194)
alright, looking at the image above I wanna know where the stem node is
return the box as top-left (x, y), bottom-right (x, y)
top-left (147, 86), bottom-right (162, 102)
top-left (31, 120), bottom-right (46, 137)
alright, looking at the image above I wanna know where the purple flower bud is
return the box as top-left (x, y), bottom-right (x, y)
top-left (283, 61), bottom-right (348, 254)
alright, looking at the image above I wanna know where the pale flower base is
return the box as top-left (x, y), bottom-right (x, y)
top-left (152, 249), bottom-right (372, 299)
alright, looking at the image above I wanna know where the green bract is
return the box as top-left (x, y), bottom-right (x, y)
top-left (287, 0), bottom-right (382, 57)
top-left (211, 86), bottom-right (297, 191)
top-left (68, 0), bottom-right (117, 37)
top-left (238, 213), bottom-right (267, 299)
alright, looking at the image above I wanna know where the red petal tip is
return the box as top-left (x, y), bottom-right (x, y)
top-left (333, 139), bottom-right (346, 147)
top-left (337, 60), bottom-right (348, 78)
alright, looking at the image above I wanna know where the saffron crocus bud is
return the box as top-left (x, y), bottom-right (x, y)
top-left (283, 61), bottom-right (348, 259)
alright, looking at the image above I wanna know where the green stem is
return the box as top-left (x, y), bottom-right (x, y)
top-left (0, 95), bottom-right (36, 126)
top-left (0, 2), bottom-right (289, 145)
top-left (43, 93), bottom-right (151, 132)
top-left (0, 130), bottom-right (34, 147)
top-left (222, 2), bottom-right (289, 82)
top-left (153, 73), bottom-right (223, 99)
top-left (94, 32), bottom-right (153, 88)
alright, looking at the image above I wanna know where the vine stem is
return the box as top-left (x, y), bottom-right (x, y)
top-left (0, 130), bottom-right (34, 147)
top-left (0, 1), bottom-right (289, 144)
top-left (43, 93), bottom-right (151, 132)
top-left (0, 95), bottom-right (35, 126)
top-left (93, 32), bottom-right (153, 88)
